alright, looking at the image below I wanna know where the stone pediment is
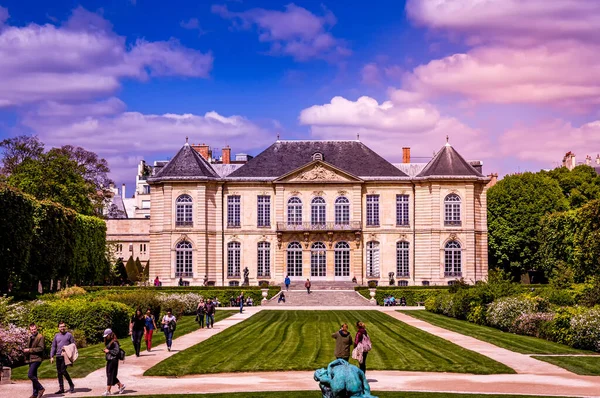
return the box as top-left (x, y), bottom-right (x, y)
top-left (276, 161), bottom-right (362, 183)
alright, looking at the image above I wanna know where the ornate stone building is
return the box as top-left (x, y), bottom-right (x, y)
top-left (147, 139), bottom-right (490, 286)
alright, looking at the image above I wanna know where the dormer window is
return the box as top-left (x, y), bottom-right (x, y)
top-left (312, 152), bottom-right (323, 161)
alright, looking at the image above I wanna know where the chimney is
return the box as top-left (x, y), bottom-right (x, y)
top-left (121, 183), bottom-right (126, 198)
top-left (596, 154), bottom-right (600, 165)
top-left (585, 155), bottom-right (592, 166)
top-left (222, 146), bottom-right (231, 164)
top-left (402, 147), bottom-right (411, 163)
top-left (192, 143), bottom-right (210, 160)
top-left (562, 151), bottom-right (576, 170)
top-left (487, 173), bottom-right (498, 188)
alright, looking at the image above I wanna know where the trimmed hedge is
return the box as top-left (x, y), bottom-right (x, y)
top-left (29, 299), bottom-right (129, 344)
top-left (356, 287), bottom-right (446, 306)
top-left (0, 185), bottom-right (109, 293)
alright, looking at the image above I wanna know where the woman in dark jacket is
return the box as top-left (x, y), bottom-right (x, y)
top-left (355, 321), bottom-right (369, 375)
top-left (102, 329), bottom-right (126, 396)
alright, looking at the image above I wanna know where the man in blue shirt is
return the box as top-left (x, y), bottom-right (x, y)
top-left (50, 321), bottom-right (75, 394)
top-left (284, 275), bottom-right (291, 291)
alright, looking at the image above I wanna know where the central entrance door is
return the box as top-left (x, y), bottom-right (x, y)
top-left (310, 242), bottom-right (327, 280)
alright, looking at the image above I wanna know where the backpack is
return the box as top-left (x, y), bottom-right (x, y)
top-left (360, 334), bottom-right (372, 352)
top-left (118, 347), bottom-right (126, 361)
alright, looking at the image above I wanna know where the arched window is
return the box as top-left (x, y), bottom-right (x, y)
top-left (335, 197), bottom-right (350, 225)
top-left (227, 242), bottom-right (241, 278)
top-left (287, 197), bottom-right (302, 226)
top-left (396, 241), bottom-right (410, 277)
top-left (334, 242), bottom-right (350, 277)
top-left (444, 194), bottom-right (461, 226)
top-left (312, 152), bottom-right (323, 161)
top-left (311, 242), bottom-right (326, 277)
top-left (287, 242), bottom-right (302, 277)
top-left (257, 242), bottom-right (271, 277)
top-left (444, 240), bottom-right (462, 277)
top-left (176, 194), bottom-right (193, 227)
top-left (366, 241), bottom-right (380, 278)
top-left (311, 197), bottom-right (326, 226)
top-left (175, 240), bottom-right (193, 277)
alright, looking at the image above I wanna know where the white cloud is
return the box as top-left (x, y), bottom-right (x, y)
top-left (0, 6), bottom-right (213, 107)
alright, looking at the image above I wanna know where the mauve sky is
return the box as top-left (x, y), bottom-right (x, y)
top-left (1, 0), bottom-right (599, 188)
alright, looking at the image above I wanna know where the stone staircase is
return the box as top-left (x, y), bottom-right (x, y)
top-left (264, 283), bottom-right (373, 307)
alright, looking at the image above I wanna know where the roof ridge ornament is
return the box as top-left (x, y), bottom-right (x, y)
top-left (185, 136), bottom-right (189, 146)
top-left (445, 135), bottom-right (451, 147)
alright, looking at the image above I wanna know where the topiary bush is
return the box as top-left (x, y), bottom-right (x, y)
top-left (54, 286), bottom-right (87, 300)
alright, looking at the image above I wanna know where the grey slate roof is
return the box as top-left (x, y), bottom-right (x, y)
top-left (149, 143), bottom-right (219, 182)
top-left (212, 163), bottom-right (244, 177)
top-left (417, 144), bottom-right (484, 178)
top-left (394, 163), bottom-right (428, 177)
top-left (228, 140), bottom-right (407, 178)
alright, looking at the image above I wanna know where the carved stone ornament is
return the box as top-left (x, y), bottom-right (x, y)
top-left (289, 191), bottom-right (301, 196)
top-left (312, 191), bottom-right (325, 196)
top-left (293, 164), bottom-right (345, 182)
top-left (399, 233), bottom-right (407, 240)
top-left (449, 233), bottom-right (457, 240)
top-left (338, 190), bottom-right (348, 196)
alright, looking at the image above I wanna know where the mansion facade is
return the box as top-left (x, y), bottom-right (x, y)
top-left (143, 139), bottom-right (490, 286)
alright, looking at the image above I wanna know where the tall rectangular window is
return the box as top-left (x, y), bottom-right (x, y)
top-left (396, 195), bottom-right (409, 226)
top-left (257, 242), bottom-right (271, 277)
top-left (227, 242), bottom-right (241, 277)
top-left (396, 241), bottom-right (410, 277)
top-left (257, 196), bottom-right (270, 227)
top-left (228, 195), bottom-right (241, 227)
top-left (366, 195), bottom-right (379, 226)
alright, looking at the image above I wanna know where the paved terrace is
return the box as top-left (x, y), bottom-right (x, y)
top-left (5, 306), bottom-right (600, 397)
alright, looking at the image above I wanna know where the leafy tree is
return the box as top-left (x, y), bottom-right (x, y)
top-left (571, 199), bottom-right (600, 279)
top-left (8, 149), bottom-right (96, 215)
top-left (0, 135), bottom-right (44, 176)
top-left (543, 165), bottom-right (600, 208)
top-left (488, 172), bottom-right (568, 278)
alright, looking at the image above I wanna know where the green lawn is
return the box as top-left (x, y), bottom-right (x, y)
top-left (400, 310), bottom-right (588, 354)
top-left (12, 311), bottom-right (237, 380)
top-left (85, 393), bottom-right (576, 398)
top-left (400, 311), bottom-right (600, 376)
top-left (533, 356), bottom-right (600, 376)
top-left (145, 310), bottom-right (514, 376)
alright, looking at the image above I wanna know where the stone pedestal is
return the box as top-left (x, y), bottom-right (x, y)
top-left (261, 288), bottom-right (269, 303)
top-left (369, 288), bottom-right (377, 304)
top-left (0, 367), bottom-right (11, 385)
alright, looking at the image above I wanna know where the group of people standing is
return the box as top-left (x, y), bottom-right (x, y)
top-left (195, 298), bottom-right (217, 328)
top-left (331, 321), bottom-right (372, 375)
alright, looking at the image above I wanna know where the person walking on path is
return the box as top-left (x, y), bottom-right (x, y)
top-left (331, 323), bottom-right (353, 362)
top-left (144, 308), bottom-right (157, 352)
top-left (129, 308), bottom-right (145, 357)
top-left (196, 299), bottom-right (206, 328)
top-left (102, 329), bottom-right (125, 396)
top-left (50, 321), bottom-right (75, 394)
top-left (238, 292), bottom-right (244, 313)
top-left (284, 275), bottom-right (290, 291)
top-left (305, 278), bottom-right (311, 294)
top-left (354, 321), bottom-right (371, 375)
top-left (205, 299), bottom-right (216, 328)
top-left (24, 322), bottom-right (45, 398)
top-left (161, 308), bottom-right (177, 351)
